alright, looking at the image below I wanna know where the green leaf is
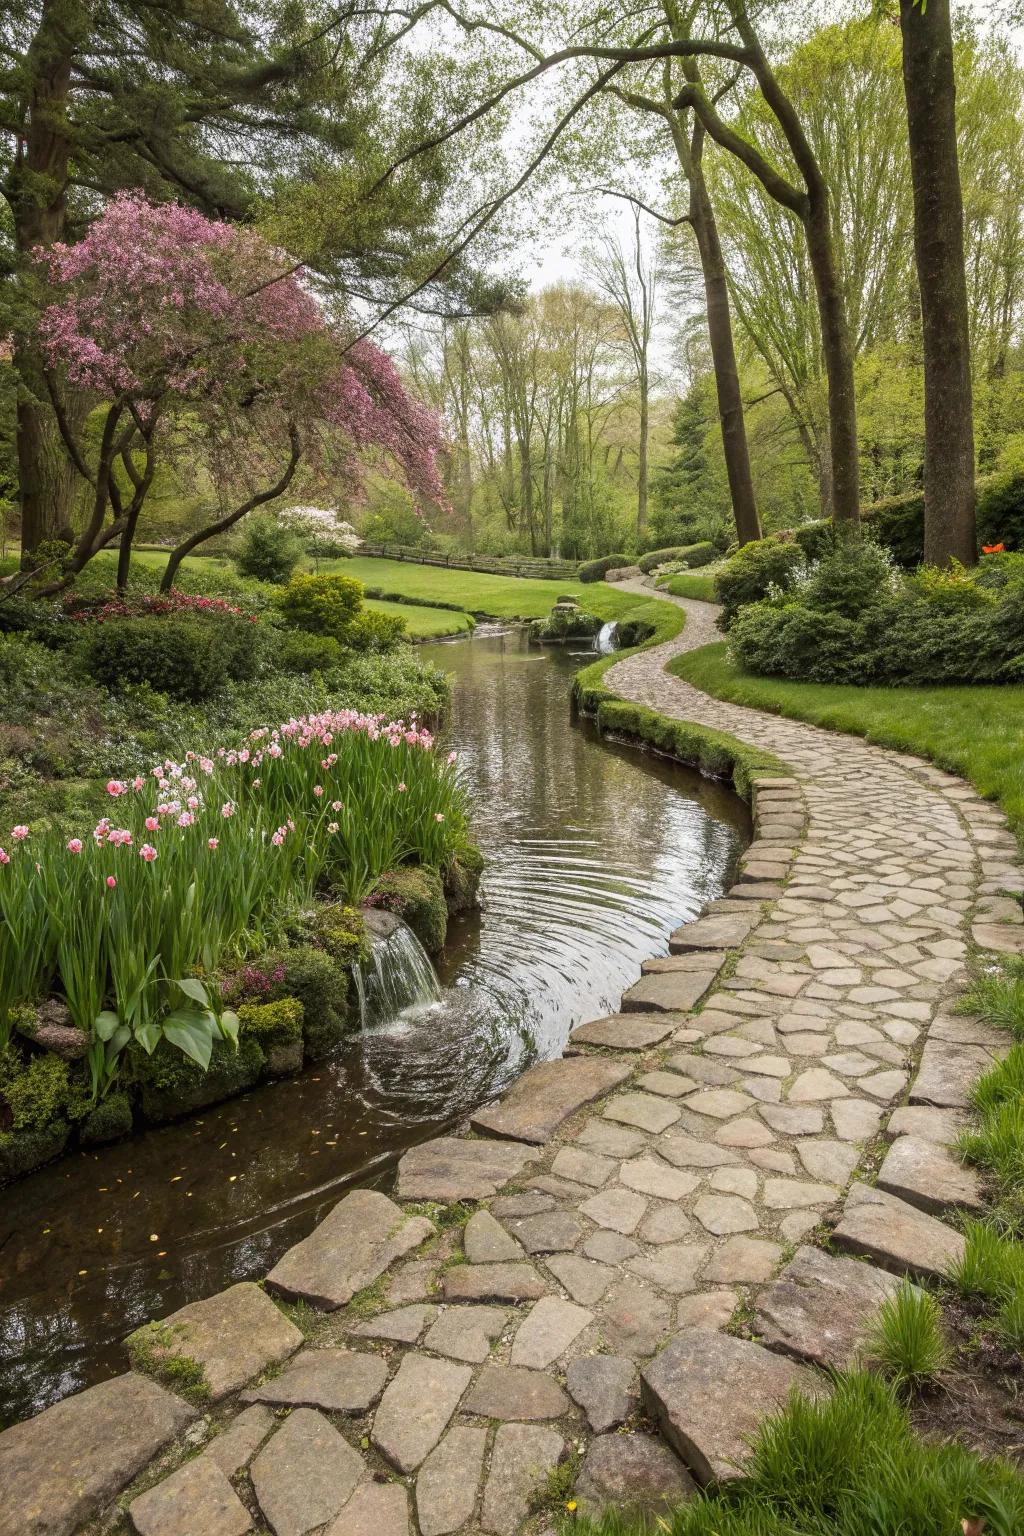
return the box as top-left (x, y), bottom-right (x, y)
top-left (162, 1009), bottom-right (216, 1071)
top-left (175, 977), bottom-right (210, 1006)
top-left (218, 1009), bottom-right (240, 1048)
top-left (135, 1020), bottom-right (162, 1055)
top-left (94, 1009), bottom-right (121, 1041)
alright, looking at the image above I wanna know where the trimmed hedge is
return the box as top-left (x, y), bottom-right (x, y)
top-left (639, 542), bottom-right (717, 574)
top-left (578, 553), bottom-right (631, 583)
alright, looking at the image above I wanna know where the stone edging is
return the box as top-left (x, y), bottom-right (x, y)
top-left (2, 588), bottom-right (1022, 1536)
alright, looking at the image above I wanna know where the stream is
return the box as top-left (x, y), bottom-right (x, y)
top-left (0, 625), bottom-right (749, 1426)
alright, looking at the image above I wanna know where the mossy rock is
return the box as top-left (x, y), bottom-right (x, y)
top-left (270, 946), bottom-right (352, 1060)
top-left (444, 844), bottom-right (484, 918)
top-left (368, 866), bottom-right (448, 954)
top-left (133, 1037), bottom-right (266, 1123)
top-left (0, 1048), bottom-right (87, 1134)
top-left (79, 1091), bottom-right (134, 1147)
top-left (127, 1321), bottom-right (211, 1405)
top-left (531, 607), bottom-right (603, 643)
top-left (0, 1124), bottom-right (71, 1183)
top-left (239, 997), bottom-right (305, 1077)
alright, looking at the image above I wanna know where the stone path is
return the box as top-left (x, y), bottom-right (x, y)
top-left (2, 587), bottom-right (1022, 1536)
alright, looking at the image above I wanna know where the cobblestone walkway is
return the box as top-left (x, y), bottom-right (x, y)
top-left (2, 588), bottom-right (1022, 1536)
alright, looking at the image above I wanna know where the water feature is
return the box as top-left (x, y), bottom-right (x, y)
top-left (0, 626), bottom-right (749, 1425)
top-left (595, 620), bottom-right (618, 654)
top-left (359, 914), bottom-right (444, 1027)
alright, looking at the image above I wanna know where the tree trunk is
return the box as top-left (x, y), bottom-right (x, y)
top-left (803, 191), bottom-right (860, 530)
top-left (689, 164), bottom-right (762, 546)
top-left (899, 0), bottom-right (976, 566)
top-left (637, 365), bottom-right (649, 539)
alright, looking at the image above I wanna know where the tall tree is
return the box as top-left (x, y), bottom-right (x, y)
top-left (897, 0), bottom-right (976, 564)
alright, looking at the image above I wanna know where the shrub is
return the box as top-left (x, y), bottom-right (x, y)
top-left (714, 538), bottom-right (807, 629)
top-left (270, 946), bottom-right (351, 1058)
top-left (638, 542), bottom-right (717, 574)
top-left (341, 608), bottom-right (407, 651)
top-left (532, 607), bottom-right (603, 642)
top-left (799, 539), bottom-right (898, 617)
top-left (977, 470), bottom-right (1024, 552)
top-left (238, 997), bottom-right (304, 1046)
top-left (79, 1090), bottom-right (133, 1146)
top-left (0, 1050), bottom-right (78, 1134)
top-left (862, 489), bottom-right (925, 566)
top-left (233, 512), bottom-right (304, 583)
top-left (278, 571), bottom-right (364, 638)
top-left (368, 866), bottom-right (448, 953)
top-left (792, 520), bottom-right (836, 563)
top-left (82, 615), bottom-right (243, 700)
top-left (578, 553), bottom-right (630, 583)
top-left (273, 631), bottom-right (344, 673)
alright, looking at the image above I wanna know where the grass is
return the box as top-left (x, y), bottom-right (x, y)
top-left (865, 1282), bottom-right (951, 1392)
top-left (363, 597), bottom-right (475, 639)
top-left (671, 641), bottom-right (1024, 844)
top-left (569, 1372), bottom-right (1024, 1536)
top-left (657, 563), bottom-right (725, 603)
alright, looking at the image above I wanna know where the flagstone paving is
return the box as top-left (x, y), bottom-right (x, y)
top-left (4, 587), bottom-right (1023, 1536)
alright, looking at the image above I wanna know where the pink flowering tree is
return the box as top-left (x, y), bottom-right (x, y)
top-left (29, 192), bottom-right (446, 592)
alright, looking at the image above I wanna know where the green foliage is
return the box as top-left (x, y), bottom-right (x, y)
top-left (638, 542), bottom-right (718, 574)
top-left (962, 972), bottom-right (1024, 1042)
top-left (443, 844), bottom-right (484, 917)
top-left (78, 1090), bottom-right (133, 1146)
top-left (715, 538), bottom-right (807, 629)
top-left (866, 1282), bottom-right (950, 1392)
top-left (658, 567), bottom-right (721, 602)
top-left (862, 491), bottom-right (925, 567)
top-left (369, 866), bottom-right (448, 954)
top-left (273, 630), bottom-right (345, 673)
top-left (278, 570), bottom-right (365, 638)
top-left (532, 606), bottom-right (603, 641)
top-left (594, 697), bottom-right (789, 799)
top-left (82, 615), bottom-right (255, 701)
top-left (578, 553), bottom-right (630, 582)
top-left (237, 997), bottom-right (304, 1046)
top-left (948, 1221), bottom-right (1024, 1304)
top-left (341, 607), bottom-right (407, 651)
top-left (0, 1050), bottom-right (79, 1134)
top-left (977, 470), bottom-right (1024, 552)
top-left (273, 946), bottom-right (351, 1059)
top-left (234, 514), bottom-right (304, 584)
top-left (127, 1322), bottom-right (210, 1405)
top-left (133, 1037), bottom-right (266, 1123)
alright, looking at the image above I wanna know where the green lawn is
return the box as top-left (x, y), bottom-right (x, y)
top-left (657, 563), bottom-right (725, 602)
top-left (674, 642), bottom-right (1024, 843)
top-left (364, 597), bottom-right (475, 638)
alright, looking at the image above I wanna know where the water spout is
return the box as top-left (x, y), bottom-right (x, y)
top-left (595, 621), bottom-right (618, 654)
top-left (360, 912), bottom-right (443, 1027)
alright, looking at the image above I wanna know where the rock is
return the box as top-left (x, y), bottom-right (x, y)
top-left (326, 1482), bottom-right (409, 1536)
top-left (504, 1209), bottom-right (589, 1254)
top-left (30, 1020), bottom-right (89, 1061)
top-left (760, 1104), bottom-right (825, 1135)
top-left (129, 1457), bottom-right (251, 1536)
top-left (423, 1305), bottom-right (508, 1364)
top-left (643, 950), bottom-right (728, 974)
top-left (762, 1179), bottom-right (837, 1211)
top-left (570, 1014), bottom-right (677, 1050)
top-left (267, 1190), bottom-right (433, 1310)
top-left (709, 1166), bottom-right (758, 1199)
top-left (625, 1241), bottom-right (707, 1295)
top-left (580, 1187), bottom-right (648, 1234)
top-left (510, 1295), bottom-right (593, 1369)
top-left (350, 1304), bottom-right (436, 1344)
top-left (464, 1210), bottom-right (524, 1264)
top-left (797, 1139), bottom-right (859, 1185)
top-left (642, 1331), bottom-right (819, 1485)
top-left (544, 1253), bottom-right (615, 1305)
top-left (618, 1157), bottom-right (699, 1201)
top-left (831, 1182), bottom-right (965, 1281)
top-left (387, 1262), bottom-right (437, 1305)
top-left (973, 922), bottom-right (1024, 955)
top-left (621, 969), bottom-right (719, 1013)
top-left (463, 1364), bottom-right (570, 1420)
top-left (715, 1116), bottom-right (774, 1148)
top-left (576, 1121), bottom-right (648, 1157)
top-left (243, 1348), bottom-right (387, 1413)
top-left (603, 1093), bottom-right (681, 1134)
top-left (128, 1282), bottom-right (301, 1403)
top-left (416, 1427), bottom-right (487, 1536)
top-left (658, 1133), bottom-right (743, 1169)
top-left (788, 1068), bottom-right (850, 1102)
top-left (574, 1433), bottom-right (695, 1520)
top-left (887, 1105), bottom-right (966, 1143)
top-left (638, 1206), bottom-right (692, 1244)
top-left (442, 1262), bottom-right (547, 1303)
top-left (491, 1193), bottom-right (556, 1217)
top-left (251, 1408), bottom-right (364, 1536)
top-left (910, 1040), bottom-right (996, 1109)
top-left (702, 1237), bottom-right (782, 1284)
top-left (685, 1088), bottom-right (756, 1121)
top-left (675, 1291), bottom-right (739, 1331)
top-left (470, 1058), bottom-right (631, 1143)
top-left (584, 1229), bottom-right (641, 1263)
top-left (693, 1194), bottom-right (758, 1235)
top-left (201, 1405), bottom-right (275, 1476)
top-left (566, 1355), bottom-right (636, 1432)
top-left (669, 915), bottom-right (757, 952)
top-left (480, 1424), bottom-right (564, 1536)
top-left (0, 1371), bottom-right (195, 1536)
top-left (636, 1070), bottom-right (697, 1098)
top-left (599, 1279), bottom-right (672, 1356)
top-left (371, 1353), bottom-right (472, 1472)
top-left (550, 1146), bottom-right (617, 1187)
top-left (396, 1138), bottom-right (539, 1201)
top-left (830, 1098), bottom-right (885, 1142)
top-left (754, 1246), bottom-right (904, 1369)
top-left (876, 1136), bottom-right (985, 1218)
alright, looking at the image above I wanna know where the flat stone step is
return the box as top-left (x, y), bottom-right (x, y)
top-left (725, 881), bottom-right (784, 900)
top-left (396, 1138), bottom-right (540, 1201)
top-left (128, 1456), bottom-right (252, 1536)
top-left (830, 1182), bottom-right (965, 1281)
top-left (642, 1330), bottom-right (819, 1484)
top-left (128, 1281), bottom-right (302, 1402)
top-left (370, 1353), bottom-right (472, 1473)
top-left (910, 1039), bottom-right (1001, 1109)
top-left (570, 1013), bottom-right (678, 1050)
top-left (876, 1136), bottom-right (985, 1218)
top-left (480, 1423), bottom-right (565, 1536)
top-left (243, 1348), bottom-right (387, 1413)
top-left (251, 1407), bottom-right (364, 1536)
top-left (0, 1372), bottom-right (195, 1536)
top-left (641, 950), bottom-right (727, 974)
top-left (753, 1245), bottom-right (905, 1369)
top-left (575, 1432), bottom-right (694, 1521)
top-left (470, 1058), bottom-right (631, 1143)
top-left (620, 968), bottom-right (720, 1014)
top-left (669, 915), bottom-right (757, 953)
top-left (461, 1364), bottom-right (570, 1420)
top-left (266, 1190), bottom-right (433, 1310)
top-left (416, 1427), bottom-right (487, 1536)
top-left (888, 1105), bottom-right (967, 1143)
top-left (442, 1262), bottom-right (548, 1303)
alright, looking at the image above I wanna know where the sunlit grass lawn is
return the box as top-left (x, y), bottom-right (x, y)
top-left (674, 641), bottom-right (1024, 843)
top-left (657, 563), bottom-right (725, 602)
top-left (363, 597), bottom-right (475, 638)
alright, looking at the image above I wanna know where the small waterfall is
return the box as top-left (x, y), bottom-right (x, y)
top-left (360, 915), bottom-right (443, 1028)
top-left (595, 621), bottom-right (618, 654)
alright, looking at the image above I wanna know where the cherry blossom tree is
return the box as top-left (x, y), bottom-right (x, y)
top-left (24, 192), bottom-right (445, 593)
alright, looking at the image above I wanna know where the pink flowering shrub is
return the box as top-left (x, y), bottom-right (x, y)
top-left (63, 590), bottom-right (251, 623)
top-left (0, 709), bottom-right (467, 1097)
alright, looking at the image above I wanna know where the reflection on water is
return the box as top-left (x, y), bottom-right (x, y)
top-left (0, 627), bottom-right (748, 1425)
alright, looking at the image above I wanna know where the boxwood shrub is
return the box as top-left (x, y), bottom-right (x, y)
top-left (639, 542), bottom-right (717, 574)
top-left (578, 553), bottom-right (631, 582)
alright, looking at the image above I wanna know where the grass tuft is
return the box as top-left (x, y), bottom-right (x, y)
top-left (866, 1282), bottom-right (951, 1392)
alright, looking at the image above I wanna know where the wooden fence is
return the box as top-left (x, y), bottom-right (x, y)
top-left (358, 543), bottom-right (581, 581)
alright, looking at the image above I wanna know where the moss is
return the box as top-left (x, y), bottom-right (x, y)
top-left (0, 1050), bottom-right (76, 1135)
top-left (79, 1091), bottom-right (134, 1147)
top-left (315, 904), bottom-right (370, 968)
top-left (594, 696), bottom-right (790, 799)
top-left (127, 1321), bottom-right (211, 1405)
top-left (369, 865), bottom-right (448, 954)
top-left (443, 844), bottom-right (484, 918)
top-left (0, 1124), bottom-right (72, 1183)
top-left (132, 1036), bottom-right (266, 1123)
top-left (271, 946), bottom-right (351, 1059)
top-left (238, 997), bottom-right (303, 1045)
top-left (532, 607), bottom-right (603, 642)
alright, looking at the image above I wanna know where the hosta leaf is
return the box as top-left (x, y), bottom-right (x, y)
top-left (94, 1009), bottom-right (121, 1041)
top-left (174, 977), bottom-right (210, 1006)
top-left (162, 1009), bottom-right (216, 1071)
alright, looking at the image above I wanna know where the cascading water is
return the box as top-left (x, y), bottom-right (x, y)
top-left (595, 621), bottom-right (618, 654)
top-left (359, 914), bottom-right (443, 1027)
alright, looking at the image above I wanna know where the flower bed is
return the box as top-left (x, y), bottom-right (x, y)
top-left (0, 707), bottom-right (479, 1179)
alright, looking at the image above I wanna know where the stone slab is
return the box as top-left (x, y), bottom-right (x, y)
top-left (642, 1331), bottom-right (819, 1485)
top-left (423, 1305), bottom-right (508, 1364)
top-left (243, 1348), bottom-right (387, 1413)
top-left (251, 1408), bottom-right (364, 1536)
top-left (565, 1355), bottom-right (636, 1432)
top-left (442, 1262), bottom-right (547, 1303)
top-left (887, 1105), bottom-right (966, 1143)
top-left (371, 1353), bottom-right (472, 1473)
top-left (350, 1304), bottom-right (437, 1344)
top-left (603, 1093), bottom-right (681, 1133)
top-left (416, 1427), bottom-right (487, 1536)
top-left (129, 1282), bottom-right (301, 1403)
top-left (876, 1136), bottom-right (985, 1218)
top-left (267, 1190), bottom-right (433, 1310)
top-left (201, 1405), bottom-right (276, 1477)
top-left (831, 1182), bottom-right (965, 1281)
top-left (480, 1424), bottom-right (564, 1536)
top-left (326, 1482), bottom-right (409, 1536)
top-left (396, 1138), bottom-right (540, 1201)
top-left (129, 1457), bottom-right (252, 1536)
top-left (669, 915), bottom-right (757, 953)
top-left (470, 1058), bottom-right (631, 1143)
top-left (570, 1014), bottom-right (676, 1050)
top-left (910, 1040), bottom-right (997, 1109)
top-left (0, 1372), bottom-right (195, 1536)
top-left (462, 1364), bottom-right (570, 1420)
top-left (510, 1295), bottom-right (592, 1369)
top-left (621, 969), bottom-right (719, 1014)
top-left (575, 1433), bottom-right (695, 1520)
top-left (753, 1246), bottom-right (904, 1369)
top-left (464, 1210), bottom-right (524, 1264)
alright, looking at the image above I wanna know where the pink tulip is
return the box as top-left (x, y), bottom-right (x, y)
top-left (208, 838), bottom-right (219, 850)
top-left (67, 838), bottom-right (83, 854)
top-left (222, 802), bottom-right (234, 818)
top-left (177, 812), bottom-right (194, 828)
top-left (0, 850), bottom-right (9, 866)
top-left (397, 783), bottom-right (407, 793)
top-left (271, 831), bottom-right (284, 846)
top-left (435, 813), bottom-right (445, 823)
top-left (139, 844), bottom-right (158, 862)
top-left (11, 825), bottom-right (29, 841)
top-left (106, 876), bottom-right (117, 889)
top-left (327, 821), bottom-right (339, 834)
top-left (145, 817), bottom-right (159, 832)
top-left (106, 780), bottom-right (125, 797)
